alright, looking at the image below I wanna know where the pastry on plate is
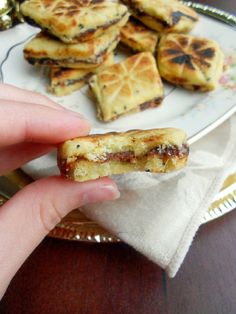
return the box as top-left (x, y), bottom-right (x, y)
top-left (89, 52), bottom-right (164, 121)
top-left (23, 30), bottom-right (119, 69)
top-left (120, 17), bottom-right (159, 53)
top-left (157, 34), bottom-right (224, 91)
top-left (58, 128), bottom-right (189, 182)
top-left (122, 0), bottom-right (198, 33)
top-left (20, 0), bottom-right (129, 43)
top-left (49, 53), bottom-right (114, 96)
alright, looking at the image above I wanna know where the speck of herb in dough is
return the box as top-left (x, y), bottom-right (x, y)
top-left (76, 144), bottom-right (80, 148)
top-left (124, 106), bottom-right (127, 110)
top-left (145, 169), bottom-right (151, 172)
top-left (79, 24), bottom-right (84, 29)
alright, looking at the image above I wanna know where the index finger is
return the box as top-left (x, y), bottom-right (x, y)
top-left (0, 100), bottom-right (91, 146)
top-left (0, 83), bottom-right (65, 110)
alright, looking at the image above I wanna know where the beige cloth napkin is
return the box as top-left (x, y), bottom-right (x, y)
top-left (23, 114), bottom-right (236, 277)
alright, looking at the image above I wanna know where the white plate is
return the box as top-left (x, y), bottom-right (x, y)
top-left (1, 11), bottom-right (236, 144)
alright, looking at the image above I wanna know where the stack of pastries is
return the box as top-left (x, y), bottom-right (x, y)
top-left (20, 0), bottom-right (225, 120)
top-left (20, 0), bottom-right (129, 95)
top-left (20, 0), bottom-right (226, 181)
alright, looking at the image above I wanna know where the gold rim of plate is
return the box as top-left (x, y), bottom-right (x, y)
top-left (1, 3), bottom-right (236, 243)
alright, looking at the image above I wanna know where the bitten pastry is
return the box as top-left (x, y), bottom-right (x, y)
top-left (89, 52), bottom-right (164, 121)
top-left (23, 31), bottom-right (119, 69)
top-left (49, 53), bottom-right (114, 96)
top-left (20, 0), bottom-right (129, 43)
top-left (122, 0), bottom-right (198, 33)
top-left (157, 34), bottom-right (224, 91)
top-left (58, 128), bottom-right (189, 182)
top-left (120, 17), bottom-right (159, 53)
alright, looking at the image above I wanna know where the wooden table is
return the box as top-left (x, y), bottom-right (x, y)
top-left (1, 1), bottom-right (236, 313)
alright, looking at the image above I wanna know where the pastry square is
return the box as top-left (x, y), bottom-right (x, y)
top-left (20, 0), bottom-right (129, 43)
top-left (23, 30), bottom-right (119, 69)
top-left (89, 52), bottom-right (164, 121)
top-left (122, 0), bottom-right (198, 33)
top-left (49, 53), bottom-right (114, 96)
top-left (120, 17), bottom-right (159, 53)
top-left (157, 34), bottom-right (224, 91)
top-left (58, 128), bottom-right (189, 182)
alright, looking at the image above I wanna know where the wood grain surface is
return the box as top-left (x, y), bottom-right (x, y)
top-left (1, 1), bottom-right (236, 313)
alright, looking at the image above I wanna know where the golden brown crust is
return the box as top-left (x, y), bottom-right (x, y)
top-left (120, 18), bottom-right (159, 53)
top-left (89, 52), bottom-right (164, 121)
top-left (157, 34), bottom-right (224, 91)
top-left (97, 97), bottom-right (163, 122)
top-left (23, 31), bottom-right (119, 68)
top-left (58, 128), bottom-right (189, 182)
top-left (21, 0), bottom-right (129, 43)
top-left (122, 0), bottom-right (198, 33)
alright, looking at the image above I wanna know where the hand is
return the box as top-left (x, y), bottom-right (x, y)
top-left (0, 84), bottom-right (120, 298)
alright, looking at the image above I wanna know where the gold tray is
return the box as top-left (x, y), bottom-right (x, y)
top-left (1, 3), bottom-right (236, 242)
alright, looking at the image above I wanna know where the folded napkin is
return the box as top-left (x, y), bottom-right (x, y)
top-left (23, 114), bottom-right (236, 277)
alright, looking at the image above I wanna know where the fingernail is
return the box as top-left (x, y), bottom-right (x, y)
top-left (82, 184), bottom-right (120, 205)
top-left (68, 110), bottom-right (91, 129)
top-left (66, 112), bottom-right (91, 131)
top-left (102, 184), bottom-right (121, 199)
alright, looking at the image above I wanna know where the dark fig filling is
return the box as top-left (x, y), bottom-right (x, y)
top-left (59, 143), bottom-right (189, 176)
top-left (25, 36), bottom-right (119, 66)
top-left (53, 73), bottom-right (93, 87)
top-left (103, 143), bottom-right (189, 163)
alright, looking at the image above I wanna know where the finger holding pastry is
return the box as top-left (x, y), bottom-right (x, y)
top-left (0, 86), bottom-right (120, 299)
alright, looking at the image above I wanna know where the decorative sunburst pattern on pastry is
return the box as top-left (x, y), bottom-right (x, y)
top-left (157, 34), bottom-right (224, 91)
top-left (89, 52), bottom-right (164, 121)
top-left (122, 0), bottom-right (198, 33)
top-left (20, 0), bottom-right (129, 43)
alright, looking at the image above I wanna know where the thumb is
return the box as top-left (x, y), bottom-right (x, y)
top-left (0, 176), bottom-right (119, 297)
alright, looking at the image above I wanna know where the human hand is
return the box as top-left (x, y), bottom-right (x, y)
top-left (0, 84), bottom-right (120, 298)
